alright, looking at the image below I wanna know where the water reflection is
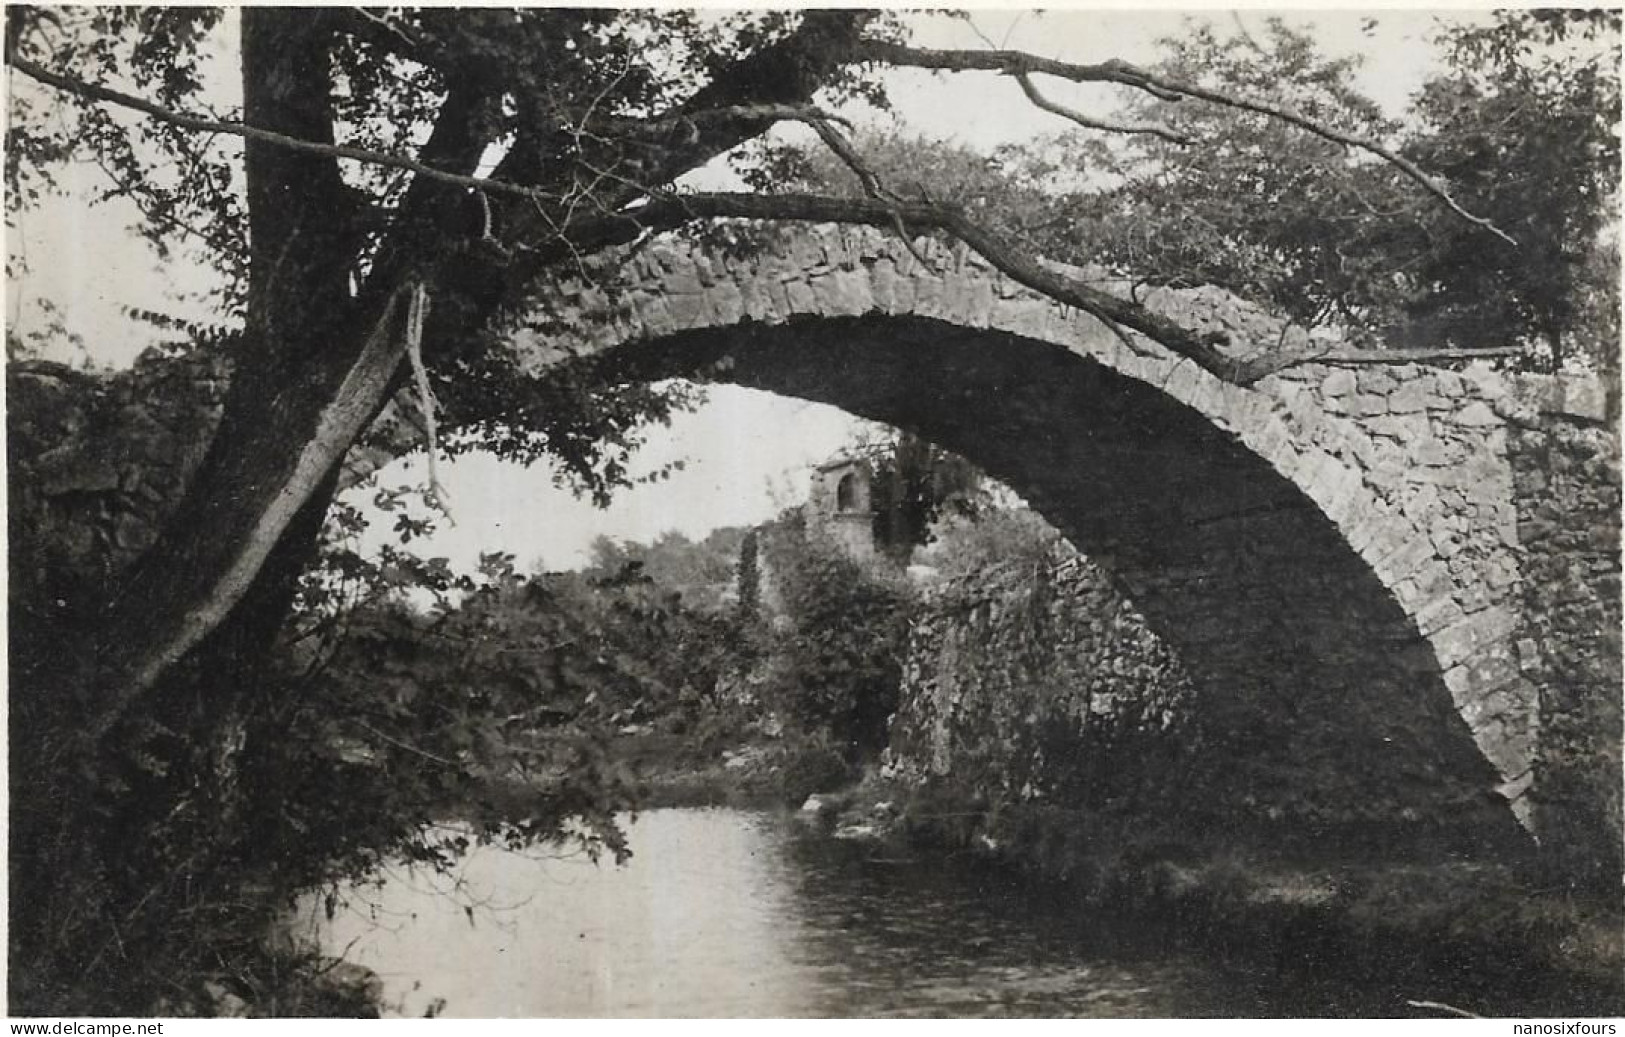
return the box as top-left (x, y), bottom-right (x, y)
top-left (302, 808), bottom-right (1270, 1017)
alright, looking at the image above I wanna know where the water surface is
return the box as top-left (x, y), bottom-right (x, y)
top-left (300, 808), bottom-right (1335, 1017)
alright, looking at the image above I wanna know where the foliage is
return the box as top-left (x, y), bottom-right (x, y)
top-left (581, 526), bottom-right (750, 612)
top-left (918, 505), bottom-right (1067, 582)
top-left (757, 513), bottom-right (915, 759)
top-left (1076, 14), bottom-right (1620, 369)
top-left (5, 10), bottom-right (896, 1011)
top-left (736, 528), bottom-right (763, 623)
top-left (847, 429), bottom-right (991, 564)
top-left (11, 489), bottom-right (719, 1011)
top-left (1401, 11), bottom-right (1621, 371)
top-left (770, 14), bottom-right (1618, 372)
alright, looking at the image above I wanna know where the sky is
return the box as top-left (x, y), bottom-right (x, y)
top-left (5, 7), bottom-right (1512, 573)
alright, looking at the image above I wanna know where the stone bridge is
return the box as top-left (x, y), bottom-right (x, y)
top-left (12, 222), bottom-right (1619, 877)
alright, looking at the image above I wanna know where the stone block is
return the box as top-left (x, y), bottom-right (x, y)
top-left (814, 268), bottom-right (874, 317)
top-left (1432, 370), bottom-right (1467, 399)
top-left (996, 297), bottom-right (1056, 342)
top-left (1561, 377), bottom-right (1610, 422)
top-left (784, 276), bottom-right (818, 314)
top-left (1461, 363), bottom-right (1509, 400)
top-left (739, 277), bottom-right (774, 322)
top-left (706, 281), bottom-right (744, 326)
top-left (1304, 454), bottom-right (1366, 520)
top-left (1374, 528), bottom-right (1438, 585)
top-left (911, 272), bottom-right (946, 317)
top-left (1413, 588), bottom-right (1467, 638)
top-left (866, 259), bottom-right (898, 313)
top-left (1411, 434), bottom-right (1458, 467)
top-left (1320, 368), bottom-right (1356, 397)
top-left (665, 290), bottom-right (709, 330)
top-left (1474, 719), bottom-right (1533, 783)
top-left (1453, 401), bottom-right (1501, 427)
top-left (1365, 413), bottom-right (1429, 442)
top-left (1160, 358), bottom-right (1208, 405)
top-left (1387, 379), bottom-right (1432, 414)
top-left (1431, 605), bottom-right (1518, 669)
top-left (1357, 368), bottom-right (1400, 396)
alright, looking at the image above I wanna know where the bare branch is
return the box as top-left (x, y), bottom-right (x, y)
top-left (601, 102), bottom-right (855, 142)
top-left (1014, 72), bottom-right (1191, 146)
top-left (857, 39), bottom-right (1517, 246)
top-left (854, 39), bottom-right (1185, 99)
top-left (808, 118), bottom-right (886, 197)
top-left (798, 116), bottom-right (937, 266)
top-left (348, 7), bottom-right (421, 51)
top-left (9, 53), bottom-right (564, 206)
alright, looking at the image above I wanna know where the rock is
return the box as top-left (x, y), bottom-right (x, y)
top-left (832, 823), bottom-right (882, 842)
top-left (1454, 401), bottom-right (1501, 427)
top-left (1320, 369), bottom-right (1356, 397)
top-left (315, 960), bottom-right (385, 1009)
top-left (1387, 379), bottom-right (1432, 414)
top-left (202, 981), bottom-right (251, 1018)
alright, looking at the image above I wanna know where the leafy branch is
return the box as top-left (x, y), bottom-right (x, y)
top-left (852, 39), bottom-right (1518, 246)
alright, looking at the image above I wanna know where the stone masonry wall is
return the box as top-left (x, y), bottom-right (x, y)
top-left (8, 355), bottom-right (226, 625)
top-left (886, 547), bottom-right (1197, 817)
top-left (1505, 399), bottom-right (1622, 887)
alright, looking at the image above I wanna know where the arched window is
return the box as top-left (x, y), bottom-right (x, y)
top-left (835, 472), bottom-right (858, 513)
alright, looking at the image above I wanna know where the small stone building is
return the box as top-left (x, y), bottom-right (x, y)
top-left (807, 454), bottom-right (877, 561)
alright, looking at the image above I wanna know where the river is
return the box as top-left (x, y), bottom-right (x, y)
top-left (295, 807), bottom-right (1421, 1017)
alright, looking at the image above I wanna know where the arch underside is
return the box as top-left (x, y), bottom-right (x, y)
top-left (587, 315), bottom-right (1528, 855)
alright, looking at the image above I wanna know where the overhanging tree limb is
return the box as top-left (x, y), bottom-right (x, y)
top-left (855, 39), bottom-right (1518, 246)
top-left (8, 52), bottom-right (845, 214)
top-left (1014, 71), bottom-right (1191, 145)
top-left (569, 190), bottom-right (1241, 378)
top-left (11, 45), bottom-right (1521, 388)
top-left (8, 52), bottom-right (567, 204)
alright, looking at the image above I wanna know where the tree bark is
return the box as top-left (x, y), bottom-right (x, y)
top-left (85, 12), bottom-right (392, 742)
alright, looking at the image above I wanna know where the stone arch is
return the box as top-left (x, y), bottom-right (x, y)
top-left (353, 222), bottom-right (1596, 849)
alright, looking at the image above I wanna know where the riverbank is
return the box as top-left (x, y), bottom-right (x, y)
top-left (810, 777), bottom-right (1624, 1018)
top-left (604, 730), bottom-right (860, 810)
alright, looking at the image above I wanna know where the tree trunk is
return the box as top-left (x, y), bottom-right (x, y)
top-left (85, 11), bottom-right (387, 742)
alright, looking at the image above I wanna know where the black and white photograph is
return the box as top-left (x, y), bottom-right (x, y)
top-left (5, 4), bottom-right (1622, 1020)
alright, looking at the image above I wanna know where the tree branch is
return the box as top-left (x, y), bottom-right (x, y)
top-left (8, 52), bottom-right (564, 207)
top-left (854, 39), bottom-right (1186, 99)
top-left (1014, 72), bottom-right (1191, 145)
top-left (856, 39), bottom-right (1517, 246)
top-left (571, 190), bottom-right (1242, 380)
